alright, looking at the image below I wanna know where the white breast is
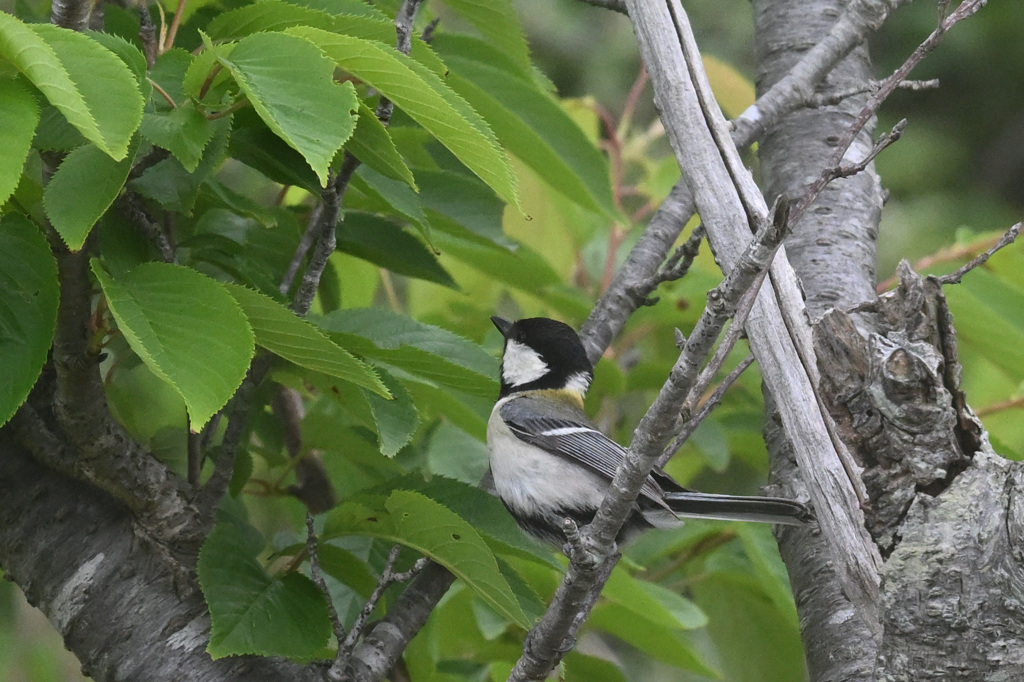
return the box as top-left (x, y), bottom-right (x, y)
top-left (486, 400), bottom-right (606, 517)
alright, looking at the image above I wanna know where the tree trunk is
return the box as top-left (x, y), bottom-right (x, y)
top-left (753, 0), bottom-right (1024, 679)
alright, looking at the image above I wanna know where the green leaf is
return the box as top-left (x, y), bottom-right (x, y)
top-left (91, 261), bottom-right (255, 429)
top-left (946, 266), bottom-right (1024, 383)
top-left (336, 212), bottom-right (456, 289)
top-left (199, 522), bottom-right (331, 660)
top-left (0, 214), bottom-right (59, 427)
top-left (424, 421), bottom-right (490, 485)
top-left (349, 165), bottom-right (428, 238)
top-left (218, 32), bottom-right (358, 187)
top-left (286, 26), bottom-right (517, 207)
top-left (139, 102), bottom-right (215, 172)
top-left (44, 137), bottom-right (139, 251)
top-left (0, 78), bottom-right (38, 209)
top-left (223, 283), bottom-right (389, 397)
top-left (131, 119), bottom-right (231, 214)
top-left (228, 116), bottom-right (322, 193)
top-left (325, 490), bottom-right (530, 628)
top-left (346, 100), bottom-right (417, 189)
top-left (438, 0), bottom-right (532, 74)
top-left (603, 569), bottom-right (707, 630)
top-left (417, 168), bottom-right (508, 248)
top-left (437, 36), bottom-right (615, 217)
top-left (206, 0), bottom-right (333, 40)
top-left (588, 602), bottom-right (718, 675)
top-left (24, 21), bottom-right (142, 159)
top-left (365, 369), bottom-right (418, 456)
top-left (315, 307), bottom-right (498, 398)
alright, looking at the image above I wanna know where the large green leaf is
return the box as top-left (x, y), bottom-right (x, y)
top-left (437, 35), bottom-right (615, 218)
top-left (199, 522), bottom-right (330, 660)
top-left (438, 0), bottom-right (532, 74)
top-left (91, 262), bottom-right (255, 429)
top-left (218, 32), bottom-right (358, 187)
top-left (223, 283), bottom-right (389, 397)
top-left (0, 78), bottom-right (39, 209)
top-left (325, 490), bottom-right (530, 628)
top-left (335, 212), bottom-right (456, 288)
top-left (206, 0), bottom-right (333, 40)
top-left (946, 266), bottom-right (1024, 383)
top-left (0, 214), bottom-right (59, 427)
top-left (44, 137), bottom-right (139, 251)
top-left (285, 26), bottom-right (517, 207)
top-left (315, 307), bottom-right (497, 398)
top-left (0, 17), bottom-right (143, 159)
top-left (588, 602), bottom-right (718, 675)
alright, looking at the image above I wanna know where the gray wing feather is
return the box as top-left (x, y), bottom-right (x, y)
top-left (499, 399), bottom-right (668, 506)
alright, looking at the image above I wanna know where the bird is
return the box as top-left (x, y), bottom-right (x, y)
top-left (486, 315), bottom-right (814, 547)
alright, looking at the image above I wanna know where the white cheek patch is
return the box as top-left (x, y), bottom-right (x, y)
top-left (502, 339), bottom-right (549, 386)
top-left (564, 371), bottom-right (592, 394)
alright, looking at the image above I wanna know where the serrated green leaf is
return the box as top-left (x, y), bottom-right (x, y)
top-left (91, 261), bottom-right (255, 429)
top-left (325, 490), bottom-right (530, 628)
top-left (349, 165), bottom-right (428, 240)
top-left (86, 30), bottom-right (147, 89)
top-left (0, 78), bottom-right (38, 208)
top-left (199, 522), bottom-right (331, 660)
top-left (424, 421), bottom-right (489, 485)
top-left (0, 214), bottom-right (59, 427)
top-left (131, 119), bottom-right (231, 214)
top-left (416, 168), bottom-right (508, 248)
top-left (438, 0), bottom-right (532, 74)
top-left (437, 36), bottom-right (615, 217)
top-left (223, 283), bottom-right (389, 397)
top-left (29, 22), bottom-right (143, 159)
top-left (346, 100), bottom-right (417, 189)
top-left (315, 307), bottom-right (498, 397)
top-left (44, 137), bottom-right (139, 251)
top-left (140, 102), bottom-right (215, 172)
top-left (364, 369), bottom-right (417, 456)
top-left (286, 26), bottom-right (517, 207)
top-left (336, 212), bottom-right (456, 288)
top-left (228, 117), bottom-right (322, 193)
top-left (218, 32), bottom-right (358, 187)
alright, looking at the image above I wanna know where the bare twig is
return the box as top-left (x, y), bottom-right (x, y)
top-left (333, 546), bottom-right (428, 677)
top-left (305, 514), bottom-right (347, 648)
top-left (826, 119), bottom-right (906, 182)
top-left (789, 0), bottom-right (988, 228)
top-left (659, 354), bottom-right (755, 467)
top-left (805, 78), bottom-right (940, 108)
top-left (138, 2), bottom-right (157, 67)
top-left (930, 222), bottom-right (1021, 286)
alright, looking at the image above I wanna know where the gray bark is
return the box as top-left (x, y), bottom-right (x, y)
top-left (0, 436), bottom-right (322, 682)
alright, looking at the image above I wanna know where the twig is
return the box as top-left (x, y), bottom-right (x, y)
top-left (305, 514), bottom-right (347, 648)
top-left (931, 222), bottom-right (1022, 286)
top-left (825, 119), bottom-right (906, 182)
top-left (138, 2), bottom-right (157, 67)
top-left (653, 224), bottom-right (704, 285)
top-left (162, 0), bottom-right (188, 53)
top-left (805, 78), bottom-right (940, 108)
top-left (279, 205), bottom-right (322, 296)
top-left (333, 546), bottom-right (428, 676)
top-left (789, 0), bottom-right (988, 228)
top-left (576, 0), bottom-right (627, 13)
top-left (975, 394), bottom-right (1024, 418)
top-left (658, 354), bottom-right (754, 468)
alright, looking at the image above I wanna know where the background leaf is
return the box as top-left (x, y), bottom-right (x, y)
top-left (0, 214), bottom-right (59, 427)
top-left (0, 78), bottom-right (39, 208)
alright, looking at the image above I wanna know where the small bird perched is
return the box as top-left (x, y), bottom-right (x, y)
top-left (486, 316), bottom-right (813, 546)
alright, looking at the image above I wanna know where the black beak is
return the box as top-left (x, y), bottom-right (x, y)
top-left (490, 316), bottom-right (514, 338)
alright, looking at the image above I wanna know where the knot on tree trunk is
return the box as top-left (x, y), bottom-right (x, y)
top-left (813, 260), bottom-right (982, 552)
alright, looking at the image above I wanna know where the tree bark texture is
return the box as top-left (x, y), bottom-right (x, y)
top-left (0, 436), bottom-right (321, 682)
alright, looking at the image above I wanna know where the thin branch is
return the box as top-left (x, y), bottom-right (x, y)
top-left (658, 354), bottom-right (755, 468)
top-left (162, 0), bottom-right (188, 53)
top-left (825, 118), bottom-right (906, 182)
top-left (138, 2), bottom-right (157, 67)
top-left (931, 222), bottom-right (1022, 286)
top-left (116, 193), bottom-right (175, 263)
top-left (306, 513), bottom-right (347, 648)
top-left (333, 546), bottom-right (428, 677)
top-left (805, 78), bottom-right (940, 108)
top-left (789, 0), bottom-right (988, 228)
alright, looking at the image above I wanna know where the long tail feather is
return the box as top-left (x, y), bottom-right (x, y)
top-left (662, 491), bottom-right (814, 526)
